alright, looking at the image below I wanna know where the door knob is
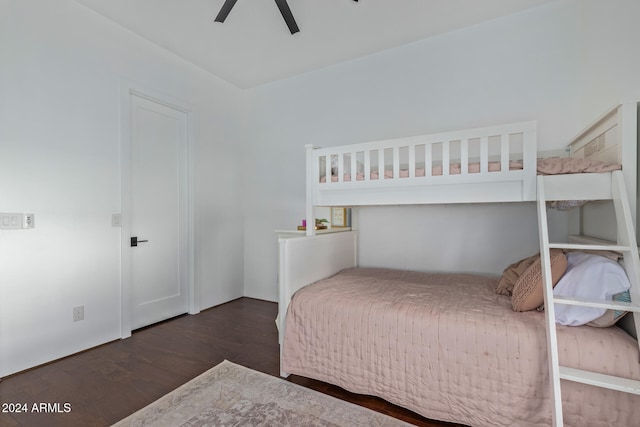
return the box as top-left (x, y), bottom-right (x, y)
top-left (130, 236), bottom-right (149, 247)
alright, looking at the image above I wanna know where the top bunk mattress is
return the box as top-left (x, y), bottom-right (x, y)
top-left (282, 267), bottom-right (640, 427)
top-left (320, 157), bottom-right (621, 182)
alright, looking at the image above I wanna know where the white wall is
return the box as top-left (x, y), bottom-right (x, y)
top-left (243, 0), bottom-right (640, 301)
top-left (0, 0), bottom-right (245, 377)
top-left (571, 0), bottom-right (640, 120)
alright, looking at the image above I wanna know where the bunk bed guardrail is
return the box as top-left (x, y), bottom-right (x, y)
top-left (305, 121), bottom-right (537, 235)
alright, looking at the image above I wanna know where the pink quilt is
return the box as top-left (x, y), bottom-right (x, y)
top-left (282, 268), bottom-right (640, 427)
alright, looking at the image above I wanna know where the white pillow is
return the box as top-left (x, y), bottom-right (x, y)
top-left (553, 252), bottom-right (631, 326)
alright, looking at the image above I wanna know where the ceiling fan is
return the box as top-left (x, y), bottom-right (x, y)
top-left (215, 0), bottom-right (358, 35)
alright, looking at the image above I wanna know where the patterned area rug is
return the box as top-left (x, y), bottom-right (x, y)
top-left (112, 360), bottom-right (411, 426)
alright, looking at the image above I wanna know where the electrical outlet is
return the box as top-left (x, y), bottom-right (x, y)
top-left (73, 306), bottom-right (84, 322)
top-left (111, 213), bottom-right (121, 227)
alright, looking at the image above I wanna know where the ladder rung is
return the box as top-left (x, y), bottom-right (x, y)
top-left (548, 243), bottom-right (631, 252)
top-left (559, 367), bottom-right (640, 395)
top-left (568, 235), bottom-right (617, 246)
top-left (553, 296), bottom-right (640, 312)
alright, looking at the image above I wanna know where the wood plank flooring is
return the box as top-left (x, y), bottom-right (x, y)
top-left (0, 297), bottom-right (463, 427)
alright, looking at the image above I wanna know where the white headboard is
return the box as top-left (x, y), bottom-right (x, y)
top-left (566, 101), bottom-right (639, 241)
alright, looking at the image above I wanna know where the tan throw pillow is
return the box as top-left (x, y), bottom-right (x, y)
top-left (511, 249), bottom-right (567, 312)
top-left (496, 254), bottom-right (539, 296)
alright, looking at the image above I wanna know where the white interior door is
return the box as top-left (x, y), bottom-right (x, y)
top-left (129, 94), bottom-right (189, 330)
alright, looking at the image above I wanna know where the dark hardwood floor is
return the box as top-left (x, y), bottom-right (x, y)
top-left (0, 298), bottom-right (463, 427)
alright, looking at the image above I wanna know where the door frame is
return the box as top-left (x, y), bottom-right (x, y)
top-left (119, 80), bottom-right (198, 339)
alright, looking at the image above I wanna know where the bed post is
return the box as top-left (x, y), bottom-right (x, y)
top-left (522, 121), bottom-right (538, 201)
top-left (305, 144), bottom-right (316, 236)
top-left (619, 102), bottom-right (638, 233)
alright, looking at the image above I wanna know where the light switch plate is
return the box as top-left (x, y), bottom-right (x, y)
top-left (0, 213), bottom-right (35, 229)
top-left (0, 213), bottom-right (22, 230)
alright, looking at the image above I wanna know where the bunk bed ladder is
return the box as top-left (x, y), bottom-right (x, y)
top-left (537, 170), bottom-right (640, 427)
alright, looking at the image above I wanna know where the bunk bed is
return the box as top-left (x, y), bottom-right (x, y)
top-left (278, 102), bottom-right (640, 427)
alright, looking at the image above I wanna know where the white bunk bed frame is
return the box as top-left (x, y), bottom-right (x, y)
top-left (304, 121), bottom-right (537, 236)
top-left (279, 101), bottom-right (640, 426)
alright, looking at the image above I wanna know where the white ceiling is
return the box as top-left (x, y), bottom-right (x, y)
top-left (74, 0), bottom-right (556, 89)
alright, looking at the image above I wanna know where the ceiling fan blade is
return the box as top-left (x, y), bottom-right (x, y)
top-left (215, 0), bottom-right (238, 23)
top-left (274, 0), bottom-right (300, 34)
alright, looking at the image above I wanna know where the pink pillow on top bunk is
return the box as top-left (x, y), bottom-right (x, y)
top-left (536, 157), bottom-right (621, 175)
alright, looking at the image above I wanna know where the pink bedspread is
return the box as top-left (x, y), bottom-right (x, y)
top-left (282, 268), bottom-right (640, 427)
